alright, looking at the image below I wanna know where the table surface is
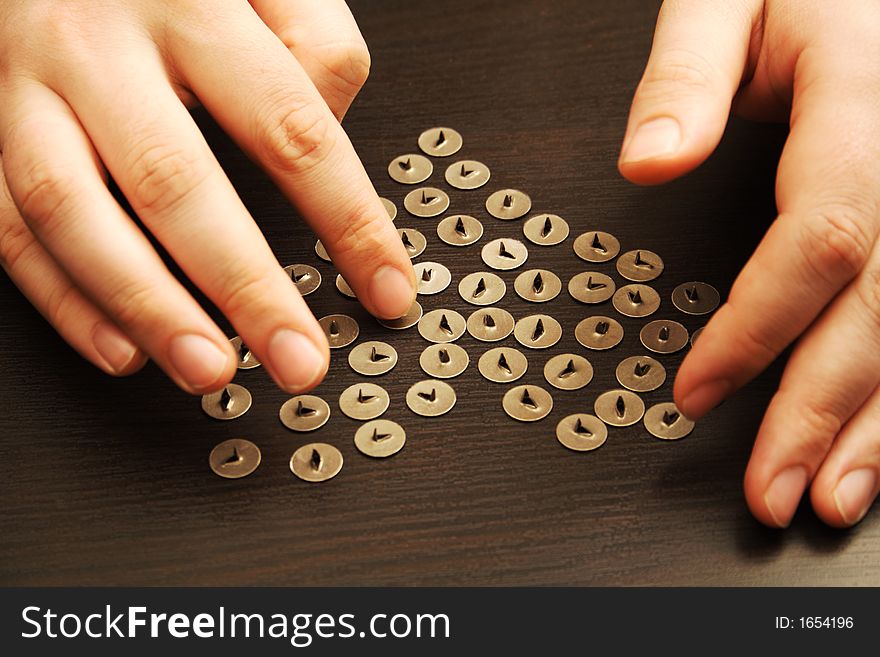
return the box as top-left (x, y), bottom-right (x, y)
top-left (2, 0), bottom-right (877, 586)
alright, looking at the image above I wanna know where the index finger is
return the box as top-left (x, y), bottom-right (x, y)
top-left (164, 3), bottom-right (415, 320)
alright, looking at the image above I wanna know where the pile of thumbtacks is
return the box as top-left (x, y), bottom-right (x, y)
top-left (204, 127), bottom-right (720, 483)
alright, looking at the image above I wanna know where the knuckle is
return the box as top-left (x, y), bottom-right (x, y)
top-left (103, 278), bottom-right (164, 331)
top-left (14, 158), bottom-right (80, 235)
top-left (316, 40), bottom-right (371, 92)
top-left (44, 282), bottom-right (79, 328)
top-left (797, 205), bottom-right (873, 287)
top-left (638, 48), bottom-right (718, 99)
top-left (0, 215), bottom-right (36, 272)
top-left (794, 397), bottom-right (843, 460)
top-left (326, 207), bottom-right (393, 263)
top-left (717, 300), bottom-right (782, 365)
top-left (256, 95), bottom-right (336, 175)
top-left (215, 268), bottom-right (277, 319)
top-left (126, 137), bottom-right (211, 216)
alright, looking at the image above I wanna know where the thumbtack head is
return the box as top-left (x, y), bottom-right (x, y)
top-left (280, 395), bottom-right (331, 431)
top-left (339, 383), bottom-right (389, 421)
top-left (355, 420), bottom-right (407, 458)
top-left (290, 443), bottom-right (343, 482)
top-left (209, 439), bottom-right (261, 479)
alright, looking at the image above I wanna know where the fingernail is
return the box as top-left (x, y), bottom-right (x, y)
top-left (92, 321), bottom-right (139, 374)
top-left (764, 466), bottom-right (809, 528)
top-left (369, 265), bottom-right (415, 319)
top-left (168, 334), bottom-right (230, 390)
top-left (621, 117), bottom-right (681, 163)
top-left (267, 328), bottom-right (326, 392)
top-left (680, 379), bottom-right (731, 420)
top-left (833, 467), bottom-right (878, 526)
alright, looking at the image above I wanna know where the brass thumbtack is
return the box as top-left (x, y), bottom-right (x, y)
top-left (202, 383), bottom-right (252, 420)
top-left (290, 443), bottom-right (343, 482)
top-left (209, 439), bottom-right (261, 479)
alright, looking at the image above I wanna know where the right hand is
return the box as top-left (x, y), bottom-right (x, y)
top-left (0, 0), bottom-right (415, 395)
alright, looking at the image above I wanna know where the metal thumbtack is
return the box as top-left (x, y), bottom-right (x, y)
top-left (314, 239), bottom-right (331, 262)
top-left (413, 261), bottom-right (452, 295)
top-left (437, 214), bottom-right (484, 246)
top-left (573, 231), bottom-right (621, 263)
top-left (640, 319), bottom-right (689, 354)
top-left (458, 271), bottom-right (506, 306)
top-left (290, 443), bottom-right (343, 483)
top-left (594, 389), bottom-right (645, 427)
top-left (502, 385), bottom-right (553, 422)
top-left (378, 301), bottom-right (423, 330)
top-left (406, 379), bottom-right (457, 417)
top-left (575, 316), bottom-right (624, 350)
top-left (388, 153), bottom-right (433, 184)
top-left (567, 271), bottom-right (616, 304)
top-left (485, 189), bottom-right (532, 220)
top-left (279, 395), bottom-right (331, 432)
top-left (644, 402), bottom-right (695, 440)
top-left (209, 439), bottom-right (262, 479)
top-left (543, 353), bottom-right (593, 390)
top-left (283, 264), bottom-right (321, 296)
top-left (354, 419), bottom-right (407, 458)
top-left (691, 326), bottom-right (704, 346)
top-left (477, 347), bottom-right (528, 383)
top-left (514, 268), bottom-right (562, 303)
top-left (339, 383), bottom-right (390, 421)
top-left (202, 383), bottom-right (252, 420)
top-left (615, 355), bottom-right (666, 392)
top-left (514, 314), bottom-right (562, 349)
top-left (348, 341), bottom-right (398, 376)
top-left (481, 238), bottom-right (529, 270)
top-left (445, 160), bottom-right (491, 189)
top-left (318, 314), bottom-right (359, 348)
top-left (397, 228), bottom-right (427, 259)
top-left (420, 343), bottom-right (469, 379)
top-left (612, 284), bottom-right (661, 318)
top-left (335, 274), bottom-right (357, 299)
top-left (556, 415), bottom-right (608, 452)
top-left (616, 249), bottom-right (664, 282)
top-left (466, 307), bottom-right (516, 342)
top-left (418, 127), bottom-right (463, 157)
top-left (418, 309), bottom-right (466, 343)
top-left (404, 187), bottom-right (450, 218)
top-left (522, 213), bottom-right (570, 246)
top-left (380, 197), bottom-right (397, 221)
top-left (672, 282), bottom-right (720, 315)
top-left (230, 336), bottom-right (261, 370)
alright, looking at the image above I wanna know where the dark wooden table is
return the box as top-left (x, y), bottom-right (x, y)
top-left (2, 0), bottom-right (876, 586)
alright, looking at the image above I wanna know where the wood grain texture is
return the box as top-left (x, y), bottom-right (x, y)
top-left (1, 0), bottom-right (877, 586)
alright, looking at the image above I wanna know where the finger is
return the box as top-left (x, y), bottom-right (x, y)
top-left (742, 252), bottom-right (880, 527)
top-left (811, 384), bottom-right (880, 528)
top-left (53, 50), bottom-right (330, 394)
top-left (165, 3), bottom-right (416, 320)
top-left (0, 83), bottom-right (237, 394)
top-left (675, 48), bottom-right (880, 420)
top-left (619, 0), bottom-right (760, 184)
top-left (249, 0), bottom-right (370, 120)
top-left (0, 156), bottom-right (146, 376)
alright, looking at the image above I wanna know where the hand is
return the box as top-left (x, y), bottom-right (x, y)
top-left (0, 0), bottom-right (415, 395)
top-left (620, 0), bottom-right (880, 528)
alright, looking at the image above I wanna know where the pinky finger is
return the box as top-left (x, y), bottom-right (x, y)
top-left (0, 160), bottom-right (146, 376)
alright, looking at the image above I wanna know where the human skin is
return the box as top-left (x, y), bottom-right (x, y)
top-left (620, 0), bottom-right (880, 528)
top-left (1, 1), bottom-right (877, 530)
top-left (0, 0), bottom-right (416, 398)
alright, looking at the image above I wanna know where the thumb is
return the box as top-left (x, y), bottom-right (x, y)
top-left (619, 0), bottom-right (760, 185)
